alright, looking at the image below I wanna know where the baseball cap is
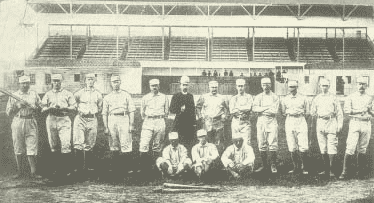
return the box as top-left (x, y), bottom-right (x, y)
top-left (208, 81), bottom-right (218, 87)
top-left (51, 74), bottom-right (63, 81)
top-left (287, 80), bottom-right (298, 87)
top-left (169, 132), bottom-right (179, 140)
top-left (149, 79), bottom-right (160, 85)
top-left (197, 129), bottom-right (207, 138)
top-left (111, 75), bottom-right (121, 82)
top-left (261, 77), bottom-right (271, 84)
top-left (19, 75), bottom-right (30, 83)
top-left (236, 79), bottom-right (245, 85)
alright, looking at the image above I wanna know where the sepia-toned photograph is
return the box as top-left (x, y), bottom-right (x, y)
top-left (0, 0), bottom-right (373, 202)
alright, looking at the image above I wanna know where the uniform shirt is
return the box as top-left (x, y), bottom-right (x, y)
top-left (253, 92), bottom-right (279, 115)
top-left (162, 144), bottom-right (188, 167)
top-left (221, 144), bottom-right (255, 167)
top-left (229, 93), bottom-right (253, 120)
top-left (196, 93), bottom-right (229, 119)
top-left (344, 92), bottom-right (373, 119)
top-left (74, 87), bottom-right (103, 115)
top-left (191, 142), bottom-right (219, 163)
top-left (141, 92), bottom-right (169, 118)
top-left (281, 92), bottom-right (310, 116)
top-left (311, 92), bottom-right (343, 118)
top-left (6, 90), bottom-right (41, 117)
top-left (41, 88), bottom-right (75, 109)
top-left (102, 90), bottom-right (135, 115)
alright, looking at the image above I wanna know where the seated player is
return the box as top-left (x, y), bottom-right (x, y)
top-left (191, 129), bottom-right (220, 181)
top-left (156, 132), bottom-right (192, 178)
top-left (221, 133), bottom-right (255, 180)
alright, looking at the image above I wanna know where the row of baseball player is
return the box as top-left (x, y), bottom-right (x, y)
top-left (5, 73), bottom-right (372, 181)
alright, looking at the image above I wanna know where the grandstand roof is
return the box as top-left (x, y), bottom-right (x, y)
top-left (28, 0), bottom-right (374, 6)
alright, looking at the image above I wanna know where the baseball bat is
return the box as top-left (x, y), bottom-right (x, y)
top-left (163, 183), bottom-right (220, 191)
top-left (0, 88), bottom-right (36, 109)
top-left (156, 188), bottom-right (220, 193)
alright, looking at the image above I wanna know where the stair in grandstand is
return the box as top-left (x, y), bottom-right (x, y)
top-left (253, 37), bottom-right (290, 62)
top-left (212, 37), bottom-right (248, 61)
top-left (169, 37), bottom-right (206, 61)
top-left (82, 36), bottom-right (127, 59)
top-left (333, 38), bottom-right (374, 62)
top-left (126, 36), bottom-right (163, 61)
top-left (35, 35), bottom-right (87, 59)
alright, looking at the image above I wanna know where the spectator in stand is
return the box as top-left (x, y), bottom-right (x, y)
top-left (213, 70), bottom-right (218, 77)
top-left (224, 70), bottom-right (228, 77)
top-left (269, 70), bottom-right (274, 79)
top-left (229, 70), bottom-right (234, 77)
top-left (202, 70), bottom-right (207, 76)
top-left (240, 73), bottom-right (244, 77)
top-left (208, 71), bottom-right (212, 77)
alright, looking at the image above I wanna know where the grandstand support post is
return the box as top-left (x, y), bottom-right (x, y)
top-left (252, 27), bottom-right (255, 61)
top-left (128, 26), bottom-right (130, 49)
top-left (297, 28), bottom-right (300, 62)
top-left (326, 28), bottom-right (328, 39)
top-left (70, 25), bottom-right (73, 60)
top-left (207, 27), bottom-right (210, 61)
top-left (116, 26), bottom-right (119, 60)
top-left (342, 29), bottom-right (345, 67)
top-left (162, 27), bottom-right (165, 60)
top-left (36, 24), bottom-right (39, 50)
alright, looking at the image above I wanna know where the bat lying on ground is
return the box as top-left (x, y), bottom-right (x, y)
top-left (153, 183), bottom-right (221, 193)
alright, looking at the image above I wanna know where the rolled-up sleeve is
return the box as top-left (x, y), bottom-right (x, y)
top-left (6, 97), bottom-right (15, 116)
top-left (102, 97), bottom-right (109, 116)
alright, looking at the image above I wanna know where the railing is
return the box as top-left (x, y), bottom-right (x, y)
top-left (25, 59), bottom-right (141, 67)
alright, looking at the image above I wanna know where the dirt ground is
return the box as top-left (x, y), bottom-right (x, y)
top-left (0, 104), bottom-right (374, 203)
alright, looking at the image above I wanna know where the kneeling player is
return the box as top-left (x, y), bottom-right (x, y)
top-left (221, 133), bottom-right (255, 180)
top-left (191, 129), bottom-right (219, 181)
top-left (156, 132), bottom-right (192, 178)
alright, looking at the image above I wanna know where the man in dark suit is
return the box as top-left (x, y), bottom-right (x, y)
top-left (169, 76), bottom-right (196, 150)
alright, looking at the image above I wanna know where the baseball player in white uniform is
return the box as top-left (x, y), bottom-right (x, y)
top-left (311, 78), bottom-right (343, 178)
top-left (41, 74), bottom-right (76, 178)
top-left (191, 129), bottom-right (219, 181)
top-left (73, 73), bottom-right (103, 176)
top-left (196, 81), bottom-right (229, 154)
top-left (156, 132), bottom-right (192, 178)
top-left (281, 80), bottom-right (310, 175)
top-left (102, 75), bottom-right (135, 175)
top-left (253, 77), bottom-right (280, 174)
top-left (340, 77), bottom-right (373, 180)
top-left (6, 75), bottom-right (42, 179)
top-left (229, 79), bottom-right (253, 147)
top-left (139, 79), bottom-right (169, 171)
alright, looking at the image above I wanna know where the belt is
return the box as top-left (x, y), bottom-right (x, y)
top-left (147, 115), bottom-right (164, 119)
top-left (80, 113), bottom-right (95, 118)
top-left (110, 112), bottom-right (128, 116)
top-left (288, 114), bottom-right (304, 118)
top-left (351, 117), bottom-right (371, 121)
top-left (233, 115), bottom-right (249, 120)
top-left (15, 114), bottom-right (34, 119)
top-left (49, 112), bottom-right (68, 117)
top-left (259, 114), bottom-right (275, 118)
top-left (318, 115), bottom-right (335, 120)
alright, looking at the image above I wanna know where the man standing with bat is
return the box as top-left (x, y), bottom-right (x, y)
top-left (41, 74), bottom-right (76, 179)
top-left (340, 77), bottom-right (373, 180)
top-left (6, 75), bottom-right (42, 179)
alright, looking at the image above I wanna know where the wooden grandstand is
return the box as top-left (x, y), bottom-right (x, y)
top-left (212, 37), bottom-right (248, 61)
top-left (169, 37), bottom-right (206, 61)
